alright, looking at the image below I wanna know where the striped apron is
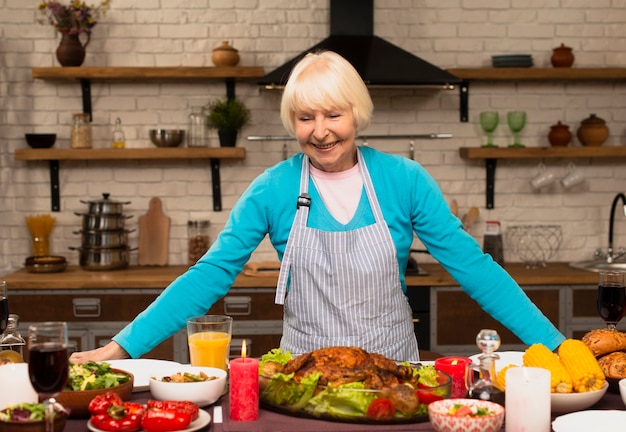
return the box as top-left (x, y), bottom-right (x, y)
top-left (275, 149), bottom-right (419, 361)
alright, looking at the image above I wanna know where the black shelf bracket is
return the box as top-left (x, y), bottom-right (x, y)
top-left (49, 160), bottom-right (60, 212)
top-left (485, 158), bottom-right (497, 209)
top-left (210, 158), bottom-right (222, 211)
top-left (459, 80), bottom-right (469, 122)
top-left (225, 78), bottom-right (235, 100)
top-left (80, 79), bottom-right (93, 120)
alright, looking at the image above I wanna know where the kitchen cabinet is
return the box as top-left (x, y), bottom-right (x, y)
top-left (28, 66), bottom-right (264, 212)
top-left (459, 147), bottom-right (626, 209)
top-left (449, 67), bottom-right (626, 208)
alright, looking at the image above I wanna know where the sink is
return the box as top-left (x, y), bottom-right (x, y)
top-left (569, 260), bottom-right (626, 272)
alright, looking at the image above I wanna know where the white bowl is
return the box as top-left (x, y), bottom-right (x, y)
top-left (551, 381), bottom-right (608, 413)
top-left (619, 378), bottom-right (626, 407)
top-left (428, 398), bottom-right (504, 432)
top-left (149, 366), bottom-right (227, 407)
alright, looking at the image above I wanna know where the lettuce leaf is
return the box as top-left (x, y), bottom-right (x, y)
top-left (260, 348), bottom-right (292, 367)
top-left (306, 382), bottom-right (377, 419)
top-left (260, 371), bottom-right (321, 409)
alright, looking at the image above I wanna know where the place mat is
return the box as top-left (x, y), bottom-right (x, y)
top-left (219, 398), bottom-right (432, 432)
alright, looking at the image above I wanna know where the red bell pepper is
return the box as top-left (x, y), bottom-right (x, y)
top-left (88, 391), bottom-right (123, 415)
top-left (90, 402), bottom-right (144, 432)
top-left (146, 400), bottom-right (199, 421)
top-left (141, 407), bottom-right (192, 432)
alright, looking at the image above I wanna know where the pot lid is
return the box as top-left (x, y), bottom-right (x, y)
top-left (580, 114), bottom-right (606, 125)
top-left (81, 193), bottom-right (131, 205)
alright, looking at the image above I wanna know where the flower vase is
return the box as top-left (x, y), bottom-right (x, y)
top-left (56, 30), bottom-right (90, 67)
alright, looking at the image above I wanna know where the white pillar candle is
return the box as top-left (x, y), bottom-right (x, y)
top-left (505, 366), bottom-right (551, 432)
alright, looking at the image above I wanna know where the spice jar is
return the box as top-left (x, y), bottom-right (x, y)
top-left (548, 121), bottom-right (572, 147)
top-left (112, 117), bottom-right (126, 149)
top-left (577, 114), bottom-right (609, 147)
top-left (188, 106), bottom-right (209, 147)
top-left (188, 220), bottom-right (210, 265)
top-left (550, 43), bottom-right (575, 68)
top-left (71, 113), bottom-right (93, 149)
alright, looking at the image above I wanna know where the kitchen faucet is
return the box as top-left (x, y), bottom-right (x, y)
top-left (595, 192), bottom-right (626, 263)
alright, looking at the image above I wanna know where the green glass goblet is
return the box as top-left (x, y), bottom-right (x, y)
top-left (479, 111), bottom-right (499, 147)
top-left (507, 111), bottom-right (527, 148)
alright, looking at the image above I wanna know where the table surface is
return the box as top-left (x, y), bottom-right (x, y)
top-left (64, 389), bottom-right (625, 432)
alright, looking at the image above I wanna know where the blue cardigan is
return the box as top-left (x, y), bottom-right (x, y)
top-left (115, 146), bottom-right (565, 357)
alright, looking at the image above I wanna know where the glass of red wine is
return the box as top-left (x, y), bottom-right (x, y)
top-left (27, 322), bottom-right (69, 432)
top-left (597, 271), bottom-right (626, 330)
top-left (0, 281), bottom-right (8, 334)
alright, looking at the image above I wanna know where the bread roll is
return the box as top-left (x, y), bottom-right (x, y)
top-left (581, 328), bottom-right (626, 357)
top-left (598, 351), bottom-right (626, 379)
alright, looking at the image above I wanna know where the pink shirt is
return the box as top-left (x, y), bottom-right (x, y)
top-left (310, 163), bottom-right (363, 224)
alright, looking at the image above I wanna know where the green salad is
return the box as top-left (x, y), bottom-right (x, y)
top-left (0, 403), bottom-right (47, 422)
top-left (66, 361), bottom-right (131, 391)
top-left (258, 348), bottom-right (447, 423)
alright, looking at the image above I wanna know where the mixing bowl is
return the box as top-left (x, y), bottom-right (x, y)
top-left (24, 134), bottom-right (56, 149)
top-left (149, 129), bottom-right (185, 147)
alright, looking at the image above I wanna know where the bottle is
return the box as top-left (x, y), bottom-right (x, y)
top-left (467, 329), bottom-right (505, 406)
top-left (188, 106), bottom-right (208, 147)
top-left (0, 314), bottom-right (26, 359)
top-left (112, 117), bottom-right (126, 149)
top-left (71, 112), bottom-right (93, 149)
top-left (188, 220), bottom-right (210, 265)
top-left (483, 221), bottom-right (504, 266)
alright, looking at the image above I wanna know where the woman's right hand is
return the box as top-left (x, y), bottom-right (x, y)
top-left (69, 341), bottom-right (130, 364)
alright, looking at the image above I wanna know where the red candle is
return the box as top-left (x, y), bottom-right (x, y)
top-left (229, 340), bottom-right (259, 421)
top-left (434, 356), bottom-right (472, 398)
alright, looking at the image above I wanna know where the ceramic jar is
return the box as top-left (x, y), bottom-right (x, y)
top-left (577, 114), bottom-right (609, 147)
top-left (212, 41), bottom-right (240, 67)
top-left (548, 121), bottom-right (572, 147)
top-left (551, 43), bottom-right (574, 68)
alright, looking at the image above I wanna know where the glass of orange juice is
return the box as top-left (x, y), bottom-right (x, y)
top-left (186, 315), bottom-right (233, 371)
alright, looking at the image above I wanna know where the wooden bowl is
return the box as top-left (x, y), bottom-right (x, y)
top-left (0, 410), bottom-right (67, 432)
top-left (56, 369), bottom-right (134, 418)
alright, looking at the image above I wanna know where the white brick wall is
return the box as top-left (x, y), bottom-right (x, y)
top-left (1, 0), bottom-right (626, 275)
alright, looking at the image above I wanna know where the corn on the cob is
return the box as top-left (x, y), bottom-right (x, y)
top-left (558, 339), bottom-right (605, 393)
top-left (495, 364), bottom-right (517, 391)
top-left (523, 343), bottom-right (573, 393)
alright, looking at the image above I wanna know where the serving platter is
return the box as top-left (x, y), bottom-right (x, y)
top-left (552, 409), bottom-right (626, 431)
top-left (88, 409), bottom-right (211, 432)
top-left (105, 359), bottom-right (182, 392)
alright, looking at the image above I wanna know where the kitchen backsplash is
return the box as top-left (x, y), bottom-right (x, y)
top-left (1, 1), bottom-right (626, 274)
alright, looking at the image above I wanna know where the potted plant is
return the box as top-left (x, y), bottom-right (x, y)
top-left (206, 98), bottom-right (250, 147)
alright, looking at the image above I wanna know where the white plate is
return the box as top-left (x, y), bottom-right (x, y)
top-left (469, 351), bottom-right (524, 373)
top-left (88, 408), bottom-right (211, 432)
top-left (552, 410), bottom-right (626, 431)
top-left (104, 359), bottom-right (182, 392)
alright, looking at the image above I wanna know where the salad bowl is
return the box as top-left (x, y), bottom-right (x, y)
top-left (57, 363), bottom-right (133, 418)
top-left (0, 404), bottom-right (68, 432)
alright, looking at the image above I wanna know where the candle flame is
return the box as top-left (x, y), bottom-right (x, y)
top-left (241, 339), bottom-right (247, 359)
top-left (452, 359), bottom-right (458, 365)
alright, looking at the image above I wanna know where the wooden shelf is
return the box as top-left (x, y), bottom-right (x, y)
top-left (14, 147), bottom-right (245, 161)
top-left (460, 146), bottom-right (626, 159)
top-left (32, 66), bottom-right (265, 81)
top-left (459, 146), bottom-right (626, 209)
top-left (15, 147), bottom-right (246, 212)
top-left (447, 67), bottom-right (626, 81)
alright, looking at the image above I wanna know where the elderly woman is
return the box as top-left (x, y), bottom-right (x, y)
top-left (71, 51), bottom-right (564, 363)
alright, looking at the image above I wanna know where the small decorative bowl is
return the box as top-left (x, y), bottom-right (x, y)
top-left (24, 134), bottom-right (56, 149)
top-left (149, 129), bottom-right (185, 147)
top-left (428, 398), bottom-right (505, 432)
top-left (551, 381), bottom-right (608, 413)
top-left (56, 369), bottom-right (134, 418)
top-left (149, 366), bottom-right (227, 407)
top-left (0, 409), bottom-right (67, 432)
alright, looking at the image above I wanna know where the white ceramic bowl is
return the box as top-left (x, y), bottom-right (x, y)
top-left (551, 381), bottom-right (608, 414)
top-left (428, 398), bottom-right (504, 432)
top-left (0, 363), bottom-right (37, 411)
top-left (619, 378), bottom-right (626, 407)
top-left (149, 366), bottom-right (227, 407)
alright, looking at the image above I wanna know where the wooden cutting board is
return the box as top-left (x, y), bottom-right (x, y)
top-left (138, 197), bottom-right (171, 266)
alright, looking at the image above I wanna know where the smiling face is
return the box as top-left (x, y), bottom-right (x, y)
top-left (280, 51), bottom-right (374, 172)
top-left (294, 107), bottom-right (358, 172)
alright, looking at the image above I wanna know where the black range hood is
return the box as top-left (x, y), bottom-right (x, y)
top-left (259, 0), bottom-right (463, 89)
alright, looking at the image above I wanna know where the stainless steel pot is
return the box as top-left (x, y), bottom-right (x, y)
top-left (69, 246), bottom-right (132, 271)
top-left (80, 193), bottom-right (131, 214)
top-left (75, 213), bottom-right (133, 230)
top-left (74, 229), bottom-right (134, 248)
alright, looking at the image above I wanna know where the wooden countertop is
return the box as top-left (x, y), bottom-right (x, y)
top-left (1, 262), bottom-right (599, 290)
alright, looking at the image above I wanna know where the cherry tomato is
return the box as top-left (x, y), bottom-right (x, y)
top-left (365, 398), bottom-right (396, 421)
top-left (416, 389), bottom-right (444, 405)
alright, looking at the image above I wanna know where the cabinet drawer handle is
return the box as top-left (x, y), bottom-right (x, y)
top-left (223, 296), bottom-right (252, 316)
top-left (412, 318), bottom-right (420, 323)
top-left (73, 298), bottom-right (101, 318)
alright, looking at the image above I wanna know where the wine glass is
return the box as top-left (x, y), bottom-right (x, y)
top-left (507, 111), bottom-right (527, 147)
top-left (597, 271), bottom-right (626, 330)
top-left (479, 111), bottom-right (499, 147)
top-left (0, 281), bottom-right (8, 334)
top-left (28, 322), bottom-right (69, 432)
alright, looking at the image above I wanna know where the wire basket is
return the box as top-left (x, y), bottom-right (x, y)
top-left (505, 225), bottom-right (562, 269)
